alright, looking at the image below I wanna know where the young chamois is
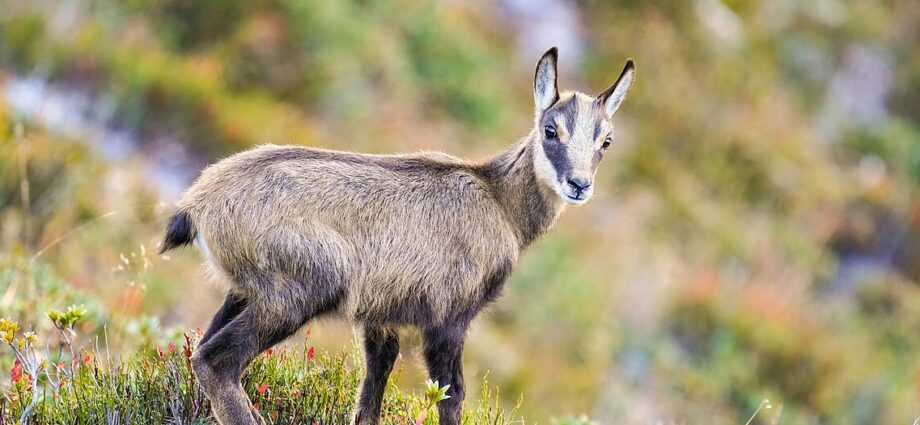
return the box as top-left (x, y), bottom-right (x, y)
top-left (159, 47), bottom-right (635, 425)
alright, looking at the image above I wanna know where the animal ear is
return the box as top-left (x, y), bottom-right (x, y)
top-left (533, 47), bottom-right (560, 113)
top-left (597, 59), bottom-right (635, 119)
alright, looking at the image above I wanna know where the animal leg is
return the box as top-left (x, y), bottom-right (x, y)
top-left (352, 326), bottom-right (400, 425)
top-left (422, 324), bottom-right (468, 425)
top-left (192, 303), bottom-right (302, 425)
top-left (200, 292), bottom-right (248, 346)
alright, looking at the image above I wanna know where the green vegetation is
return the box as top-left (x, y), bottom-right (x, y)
top-left (0, 313), bottom-right (516, 424)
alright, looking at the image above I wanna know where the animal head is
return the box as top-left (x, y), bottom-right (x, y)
top-left (531, 47), bottom-right (635, 205)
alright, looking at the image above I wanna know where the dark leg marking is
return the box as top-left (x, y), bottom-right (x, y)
top-left (352, 327), bottom-right (400, 425)
top-left (193, 296), bottom-right (313, 425)
top-left (200, 292), bottom-right (248, 346)
top-left (422, 324), bottom-right (468, 425)
top-left (192, 305), bottom-right (265, 425)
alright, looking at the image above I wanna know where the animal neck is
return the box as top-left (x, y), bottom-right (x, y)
top-left (478, 132), bottom-right (565, 248)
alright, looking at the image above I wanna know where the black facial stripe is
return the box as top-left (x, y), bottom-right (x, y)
top-left (594, 122), bottom-right (602, 140)
top-left (542, 138), bottom-right (571, 183)
top-left (558, 96), bottom-right (579, 135)
top-left (542, 95), bottom-right (579, 136)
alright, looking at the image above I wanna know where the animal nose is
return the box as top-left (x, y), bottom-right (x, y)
top-left (567, 177), bottom-right (591, 193)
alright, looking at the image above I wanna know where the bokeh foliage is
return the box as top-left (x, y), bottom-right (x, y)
top-left (2, 0), bottom-right (920, 423)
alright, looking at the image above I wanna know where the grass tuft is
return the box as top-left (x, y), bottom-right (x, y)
top-left (0, 318), bottom-right (520, 425)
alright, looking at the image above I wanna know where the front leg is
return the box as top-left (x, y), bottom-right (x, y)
top-left (422, 324), bottom-right (467, 425)
top-left (353, 326), bottom-right (400, 425)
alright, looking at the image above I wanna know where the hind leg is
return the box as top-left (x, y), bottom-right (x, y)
top-left (193, 302), bottom-right (309, 424)
top-left (193, 273), bottom-right (342, 425)
top-left (200, 292), bottom-right (248, 346)
top-left (193, 304), bottom-right (293, 425)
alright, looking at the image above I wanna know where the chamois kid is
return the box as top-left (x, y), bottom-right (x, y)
top-left (159, 47), bottom-right (635, 425)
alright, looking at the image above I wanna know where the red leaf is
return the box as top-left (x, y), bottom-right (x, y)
top-left (307, 346), bottom-right (315, 361)
top-left (257, 383), bottom-right (269, 395)
top-left (10, 358), bottom-right (22, 383)
top-left (168, 342), bottom-right (176, 353)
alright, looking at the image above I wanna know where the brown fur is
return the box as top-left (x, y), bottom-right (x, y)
top-left (179, 145), bottom-right (536, 325)
top-left (161, 47), bottom-right (634, 425)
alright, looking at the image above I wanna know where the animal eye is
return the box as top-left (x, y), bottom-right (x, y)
top-left (602, 138), bottom-right (612, 150)
top-left (544, 125), bottom-right (557, 139)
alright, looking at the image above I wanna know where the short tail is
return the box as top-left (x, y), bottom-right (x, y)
top-left (158, 210), bottom-right (196, 254)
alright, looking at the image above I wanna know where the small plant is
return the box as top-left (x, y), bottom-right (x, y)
top-left (0, 306), bottom-right (96, 424)
top-left (44, 304), bottom-right (91, 395)
top-left (407, 379), bottom-right (451, 425)
top-left (46, 304), bottom-right (86, 370)
top-left (1, 317), bottom-right (43, 425)
top-left (46, 305), bottom-right (87, 330)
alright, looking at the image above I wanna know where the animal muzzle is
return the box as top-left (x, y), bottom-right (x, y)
top-left (564, 177), bottom-right (592, 201)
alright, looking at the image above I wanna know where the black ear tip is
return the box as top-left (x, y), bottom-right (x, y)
top-left (544, 46), bottom-right (559, 60)
top-left (625, 58), bottom-right (636, 70)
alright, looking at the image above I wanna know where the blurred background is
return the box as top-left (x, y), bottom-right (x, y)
top-left (2, 0), bottom-right (920, 423)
